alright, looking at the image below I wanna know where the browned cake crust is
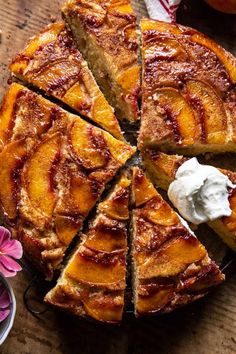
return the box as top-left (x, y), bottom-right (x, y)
top-left (45, 174), bottom-right (130, 323)
top-left (62, 0), bottom-right (140, 122)
top-left (0, 83), bottom-right (135, 279)
top-left (10, 22), bottom-right (123, 140)
top-left (138, 19), bottom-right (236, 155)
top-left (131, 167), bottom-right (224, 316)
top-left (142, 149), bottom-right (236, 251)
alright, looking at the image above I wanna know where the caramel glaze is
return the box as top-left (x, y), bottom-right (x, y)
top-left (79, 248), bottom-right (126, 267)
top-left (132, 167), bottom-right (224, 316)
top-left (185, 94), bottom-right (207, 143)
top-left (0, 83), bottom-right (134, 279)
top-left (0, 140), bottom-right (28, 224)
top-left (11, 25), bottom-right (83, 97)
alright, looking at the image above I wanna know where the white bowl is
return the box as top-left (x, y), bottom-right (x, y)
top-left (0, 274), bottom-right (16, 346)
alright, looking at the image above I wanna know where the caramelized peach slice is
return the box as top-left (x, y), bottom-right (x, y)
top-left (104, 132), bottom-right (136, 164)
top-left (55, 215), bottom-right (82, 246)
top-left (191, 33), bottom-right (236, 83)
top-left (142, 150), bottom-right (184, 190)
top-left (117, 66), bottom-right (140, 93)
top-left (69, 172), bottom-right (99, 216)
top-left (83, 292), bottom-right (124, 323)
top-left (143, 151), bottom-right (180, 180)
top-left (132, 167), bottom-right (157, 207)
top-left (70, 119), bottom-right (109, 169)
top-left (92, 94), bottom-right (123, 140)
top-left (9, 26), bottom-right (62, 77)
top-left (98, 175), bottom-right (130, 220)
top-left (84, 217), bottom-right (127, 252)
top-left (63, 81), bottom-right (91, 112)
top-left (28, 60), bottom-right (81, 98)
top-left (154, 88), bottom-right (198, 146)
top-left (12, 23), bottom-right (64, 64)
top-left (99, 188), bottom-right (129, 221)
top-left (0, 139), bottom-right (28, 219)
top-left (0, 83), bottom-right (63, 147)
top-left (23, 133), bottom-right (61, 218)
top-left (107, 0), bottom-right (133, 14)
top-left (55, 168), bottom-right (100, 217)
top-left (0, 83), bottom-right (22, 150)
top-left (145, 198), bottom-right (179, 226)
top-left (66, 249), bottom-right (125, 286)
top-left (139, 236), bottom-right (207, 279)
top-left (141, 18), bottom-right (182, 35)
top-left (144, 37), bottom-right (188, 63)
top-left (222, 191), bottom-right (236, 231)
top-left (136, 288), bottom-right (173, 315)
top-left (186, 80), bottom-right (227, 144)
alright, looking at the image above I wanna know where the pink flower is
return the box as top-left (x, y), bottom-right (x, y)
top-left (0, 227), bottom-right (23, 278)
top-left (0, 283), bottom-right (11, 322)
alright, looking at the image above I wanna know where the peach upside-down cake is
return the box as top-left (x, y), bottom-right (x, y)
top-left (0, 83), bottom-right (135, 279)
top-left (131, 167), bottom-right (224, 316)
top-left (138, 19), bottom-right (236, 155)
top-left (9, 22), bottom-right (123, 140)
top-left (45, 173), bottom-right (130, 323)
top-left (0, 0), bottom-right (234, 322)
top-left (62, 0), bottom-right (140, 122)
top-left (142, 150), bottom-right (236, 252)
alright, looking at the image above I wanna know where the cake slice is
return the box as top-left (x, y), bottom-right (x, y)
top-left (10, 22), bottom-right (123, 140)
top-left (138, 19), bottom-right (236, 155)
top-left (0, 83), bottom-right (135, 279)
top-left (142, 149), bottom-right (236, 251)
top-left (62, 0), bottom-right (140, 122)
top-left (131, 167), bottom-right (224, 316)
top-left (45, 173), bottom-right (130, 323)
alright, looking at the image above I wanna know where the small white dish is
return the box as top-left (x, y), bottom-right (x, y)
top-left (0, 274), bottom-right (16, 346)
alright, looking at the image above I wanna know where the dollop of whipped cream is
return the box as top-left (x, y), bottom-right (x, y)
top-left (168, 158), bottom-right (235, 225)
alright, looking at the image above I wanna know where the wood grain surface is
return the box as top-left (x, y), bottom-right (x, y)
top-left (0, 1), bottom-right (236, 353)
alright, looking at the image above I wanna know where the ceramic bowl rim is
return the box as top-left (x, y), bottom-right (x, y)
top-left (0, 273), bottom-right (16, 346)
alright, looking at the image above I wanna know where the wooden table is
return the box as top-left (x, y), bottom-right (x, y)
top-left (0, 1), bottom-right (236, 353)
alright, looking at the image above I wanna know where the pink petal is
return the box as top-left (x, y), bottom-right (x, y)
top-left (0, 262), bottom-right (16, 278)
top-left (0, 288), bottom-right (11, 309)
top-left (0, 227), bottom-right (11, 248)
top-left (0, 255), bottom-right (22, 272)
top-left (0, 254), bottom-right (22, 277)
top-left (1, 239), bottom-right (23, 259)
top-left (0, 308), bottom-right (10, 322)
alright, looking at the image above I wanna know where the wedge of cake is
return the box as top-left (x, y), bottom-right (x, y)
top-left (142, 150), bottom-right (236, 251)
top-left (45, 173), bottom-right (130, 323)
top-left (131, 167), bottom-right (224, 316)
top-left (62, 0), bottom-right (140, 122)
top-left (0, 83), bottom-right (135, 279)
top-left (138, 19), bottom-right (236, 155)
top-left (9, 22), bottom-right (123, 140)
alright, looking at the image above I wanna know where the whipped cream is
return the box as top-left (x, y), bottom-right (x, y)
top-left (168, 158), bottom-right (235, 225)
